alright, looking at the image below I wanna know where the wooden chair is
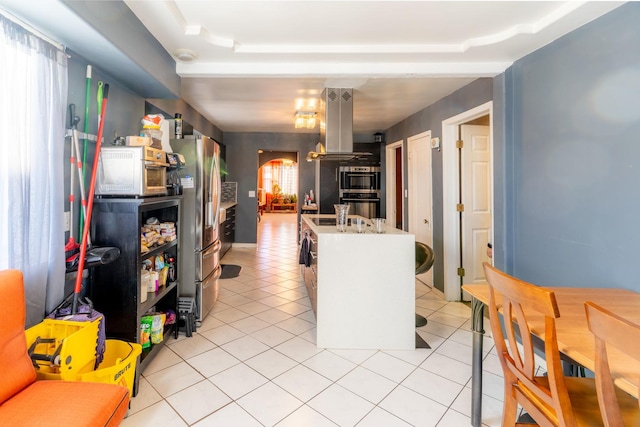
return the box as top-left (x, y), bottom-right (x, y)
top-left (483, 262), bottom-right (605, 427)
top-left (584, 302), bottom-right (640, 427)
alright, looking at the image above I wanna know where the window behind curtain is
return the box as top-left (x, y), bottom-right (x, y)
top-left (262, 160), bottom-right (297, 195)
top-left (0, 13), bottom-right (68, 326)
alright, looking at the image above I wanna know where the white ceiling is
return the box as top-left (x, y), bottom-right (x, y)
top-left (122, 1), bottom-right (622, 134)
top-left (4, 1), bottom-right (624, 135)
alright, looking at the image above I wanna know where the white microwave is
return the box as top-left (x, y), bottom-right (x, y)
top-left (96, 146), bottom-right (168, 197)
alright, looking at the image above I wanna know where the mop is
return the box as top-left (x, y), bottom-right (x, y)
top-left (72, 84), bottom-right (110, 314)
top-left (79, 66), bottom-right (91, 236)
top-left (64, 105), bottom-right (81, 256)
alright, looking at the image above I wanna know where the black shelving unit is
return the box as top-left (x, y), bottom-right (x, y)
top-left (89, 196), bottom-right (181, 389)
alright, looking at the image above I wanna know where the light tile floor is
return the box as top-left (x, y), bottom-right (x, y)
top-left (123, 213), bottom-right (505, 426)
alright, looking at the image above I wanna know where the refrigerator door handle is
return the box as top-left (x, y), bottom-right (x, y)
top-left (202, 240), bottom-right (221, 262)
top-left (212, 154), bottom-right (221, 230)
top-left (198, 239), bottom-right (221, 281)
top-left (203, 263), bottom-right (222, 289)
top-left (197, 263), bottom-right (221, 320)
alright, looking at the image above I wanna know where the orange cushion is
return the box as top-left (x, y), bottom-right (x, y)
top-left (0, 270), bottom-right (36, 404)
top-left (0, 380), bottom-right (129, 426)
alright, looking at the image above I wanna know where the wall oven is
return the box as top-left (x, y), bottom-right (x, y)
top-left (340, 191), bottom-right (380, 219)
top-left (339, 166), bottom-right (381, 192)
top-left (339, 166), bottom-right (381, 218)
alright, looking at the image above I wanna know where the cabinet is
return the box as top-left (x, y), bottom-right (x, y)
top-left (353, 142), bottom-right (382, 165)
top-left (316, 159), bottom-right (340, 214)
top-left (220, 205), bottom-right (236, 257)
top-left (300, 220), bottom-right (318, 315)
top-left (299, 215), bottom-right (415, 349)
top-left (89, 196), bottom-right (181, 376)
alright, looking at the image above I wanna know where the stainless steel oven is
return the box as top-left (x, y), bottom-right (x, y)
top-left (339, 166), bottom-right (381, 192)
top-left (96, 146), bottom-right (168, 196)
top-left (339, 166), bottom-right (381, 218)
top-left (340, 191), bottom-right (380, 219)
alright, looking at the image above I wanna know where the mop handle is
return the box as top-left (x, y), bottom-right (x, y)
top-left (68, 104), bottom-right (76, 240)
top-left (73, 84), bottom-right (109, 314)
top-left (80, 66), bottom-right (91, 236)
top-left (72, 129), bottom-right (91, 247)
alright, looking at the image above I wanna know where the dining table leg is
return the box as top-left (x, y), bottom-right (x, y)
top-left (470, 296), bottom-right (485, 427)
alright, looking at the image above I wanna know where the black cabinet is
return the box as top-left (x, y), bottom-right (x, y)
top-left (89, 196), bottom-right (181, 374)
top-left (353, 142), bottom-right (382, 165)
top-left (220, 205), bottom-right (236, 257)
top-left (317, 160), bottom-right (340, 214)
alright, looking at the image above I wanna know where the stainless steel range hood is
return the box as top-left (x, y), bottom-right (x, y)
top-left (306, 88), bottom-right (372, 161)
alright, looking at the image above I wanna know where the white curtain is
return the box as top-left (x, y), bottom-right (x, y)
top-left (263, 160), bottom-right (298, 195)
top-left (0, 14), bottom-right (68, 327)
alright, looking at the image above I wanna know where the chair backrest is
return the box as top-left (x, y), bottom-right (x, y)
top-left (415, 242), bottom-right (435, 275)
top-left (483, 262), bottom-right (577, 427)
top-left (585, 301), bottom-right (640, 427)
top-left (0, 270), bottom-right (37, 404)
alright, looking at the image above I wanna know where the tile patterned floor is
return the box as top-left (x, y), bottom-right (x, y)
top-left (122, 213), bottom-right (506, 427)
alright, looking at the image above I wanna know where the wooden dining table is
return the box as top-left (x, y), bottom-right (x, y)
top-left (462, 283), bottom-right (640, 427)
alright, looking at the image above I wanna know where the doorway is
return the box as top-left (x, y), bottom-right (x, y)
top-left (385, 140), bottom-right (404, 230)
top-left (442, 102), bottom-right (494, 301)
top-left (257, 151), bottom-right (299, 219)
top-left (407, 131), bottom-right (433, 287)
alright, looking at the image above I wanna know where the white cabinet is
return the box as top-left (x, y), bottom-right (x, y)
top-left (301, 214), bottom-right (415, 350)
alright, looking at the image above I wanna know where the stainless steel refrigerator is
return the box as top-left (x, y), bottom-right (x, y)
top-left (171, 135), bottom-right (222, 321)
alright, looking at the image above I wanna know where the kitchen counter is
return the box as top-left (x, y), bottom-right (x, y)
top-left (220, 201), bottom-right (237, 210)
top-left (302, 213), bottom-right (408, 235)
top-left (301, 214), bottom-right (415, 350)
top-left (220, 201), bottom-right (237, 223)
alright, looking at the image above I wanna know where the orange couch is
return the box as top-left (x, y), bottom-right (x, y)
top-left (0, 270), bottom-right (130, 426)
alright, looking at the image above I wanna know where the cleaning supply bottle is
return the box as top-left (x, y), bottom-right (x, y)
top-left (174, 113), bottom-right (183, 139)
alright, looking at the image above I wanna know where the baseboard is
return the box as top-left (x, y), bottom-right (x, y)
top-left (231, 243), bottom-right (258, 248)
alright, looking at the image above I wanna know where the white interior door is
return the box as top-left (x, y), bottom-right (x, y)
top-left (408, 131), bottom-right (433, 286)
top-left (442, 101), bottom-right (493, 301)
top-left (461, 125), bottom-right (492, 287)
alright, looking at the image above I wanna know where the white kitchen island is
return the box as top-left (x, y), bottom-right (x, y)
top-left (300, 214), bottom-right (415, 350)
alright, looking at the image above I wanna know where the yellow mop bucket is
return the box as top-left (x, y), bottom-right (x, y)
top-left (25, 317), bottom-right (101, 381)
top-left (80, 339), bottom-right (142, 396)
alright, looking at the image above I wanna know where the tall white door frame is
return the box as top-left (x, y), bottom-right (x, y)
top-left (385, 140), bottom-right (404, 230)
top-left (442, 101), bottom-right (494, 301)
top-left (408, 130), bottom-right (434, 286)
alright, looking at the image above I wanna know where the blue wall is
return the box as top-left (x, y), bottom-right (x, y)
top-left (500, 2), bottom-right (640, 289)
top-left (385, 79), bottom-right (494, 292)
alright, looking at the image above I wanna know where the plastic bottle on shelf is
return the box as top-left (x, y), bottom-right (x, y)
top-left (174, 113), bottom-right (183, 139)
top-left (167, 256), bottom-right (176, 282)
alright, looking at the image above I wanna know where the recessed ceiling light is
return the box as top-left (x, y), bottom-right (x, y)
top-left (173, 48), bottom-right (198, 62)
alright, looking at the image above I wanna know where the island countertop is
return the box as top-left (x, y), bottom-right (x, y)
top-left (300, 214), bottom-right (416, 350)
top-left (301, 213), bottom-right (410, 235)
